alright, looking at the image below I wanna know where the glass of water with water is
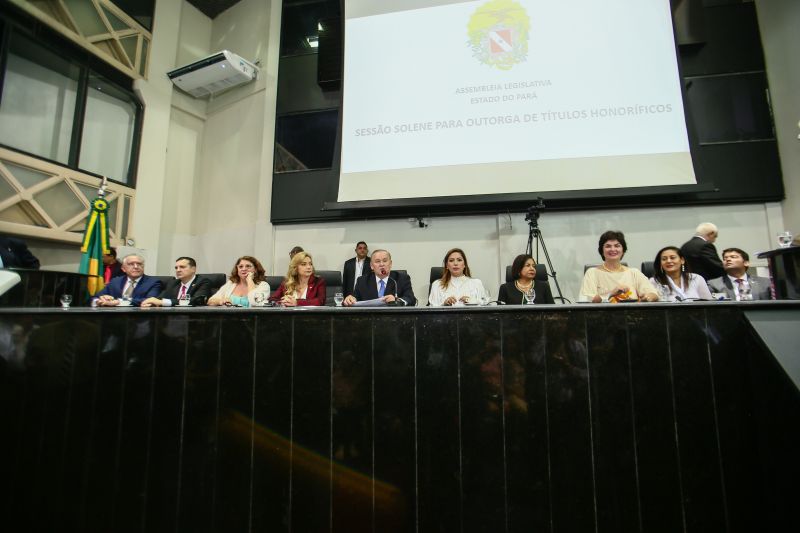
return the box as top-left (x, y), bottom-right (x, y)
top-left (334, 292), bottom-right (344, 307)
top-left (777, 231), bottom-right (793, 248)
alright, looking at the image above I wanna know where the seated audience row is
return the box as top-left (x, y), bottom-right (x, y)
top-left (91, 230), bottom-right (772, 307)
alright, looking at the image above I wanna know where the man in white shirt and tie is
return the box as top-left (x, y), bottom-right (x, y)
top-left (342, 241), bottom-right (371, 297)
top-left (94, 254), bottom-right (162, 306)
top-left (141, 256), bottom-right (212, 307)
top-left (343, 249), bottom-right (416, 306)
top-left (707, 248), bottom-right (772, 300)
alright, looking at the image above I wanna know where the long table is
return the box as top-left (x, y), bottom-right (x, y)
top-left (1, 303), bottom-right (798, 532)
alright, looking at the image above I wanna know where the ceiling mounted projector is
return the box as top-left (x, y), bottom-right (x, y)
top-left (167, 50), bottom-right (258, 98)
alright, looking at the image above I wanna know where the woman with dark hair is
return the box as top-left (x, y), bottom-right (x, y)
top-left (579, 230), bottom-right (659, 303)
top-left (428, 248), bottom-right (488, 306)
top-left (207, 255), bottom-right (270, 307)
top-left (270, 251), bottom-right (327, 306)
top-left (649, 246), bottom-right (712, 301)
top-left (497, 254), bottom-right (555, 305)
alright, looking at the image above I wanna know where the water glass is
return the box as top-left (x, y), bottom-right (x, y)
top-left (334, 292), bottom-right (344, 307)
top-left (523, 287), bottom-right (536, 305)
top-left (658, 284), bottom-right (671, 302)
top-left (178, 294), bottom-right (191, 306)
top-left (777, 231), bottom-right (793, 248)
top-left (60, 294), bottom-right (72, 309)
top-left (253, 293), bottom-right (265, 307)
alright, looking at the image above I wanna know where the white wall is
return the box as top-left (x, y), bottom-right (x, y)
top-left (272, 202), bottom-right (780, 303)
top-left (756, 0), bottom-right (800, 234)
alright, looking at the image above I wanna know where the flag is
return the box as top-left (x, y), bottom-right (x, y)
top-left (78, 195), bottom-right (111, 296)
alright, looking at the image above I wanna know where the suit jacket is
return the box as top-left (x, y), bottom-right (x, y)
top-left (0, 236), bottom-right (40, 269)
top-left (353, 271), bottom-right (416, 306)
top-left (104, 261), bottom-right (124, 282)
top-left (269, 275), bottom-right (327, 306)
top-left (680, 236), bottom-right (724, 280)
top-left (158, 276), bottom-right (212, 306)
top-left (497, 280), bottom-right (555, 305)
top-left (342, 256), bottom-right (371, 297)
top-left (95, 275), bottom-right (163, 306)
top-left (707, 275), bottom-right (771, 300)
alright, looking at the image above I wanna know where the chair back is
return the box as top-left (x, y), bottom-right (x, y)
top-left (640, 261), bottom-right (655, 279)
top-left (199, 273), bottom-right (227, 292)
top-left (505, 264), bottom-right (548, 282)
top-left (316, 270), bottom-right (343, 305)
top-left (266, 276), bottom-right (284, 292)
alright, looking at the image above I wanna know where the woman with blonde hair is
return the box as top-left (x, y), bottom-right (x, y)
top-left (428, 248), bottom-right (488, 306)
top-left (270, 251), bottom-right (327, 306)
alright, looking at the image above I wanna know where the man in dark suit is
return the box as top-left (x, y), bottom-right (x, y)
top-left (94, 253), bottom-right (162, 306)
top-left (707, 248), bottom-right (772, 300)
top-left (102, 247), bottom-right (124, 282)
top-left (342, 241), bottom-right (371, 297)
top-left (0, 235), bottom-right (40, 269)
top-left (680, 222), bottom-right (725, 280)
top-left (141, 256), bottom-right (211, 307)
top-left (343, 249), bottom-right (416, 306)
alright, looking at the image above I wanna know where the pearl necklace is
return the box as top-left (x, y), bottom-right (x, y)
top-left (515, 280), bottom-right (533, 292)
top-left (601, 262), bottom-right (624, 273)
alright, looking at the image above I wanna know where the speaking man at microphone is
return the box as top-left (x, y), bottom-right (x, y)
top-left (343, 249), bottom-right (416, 307)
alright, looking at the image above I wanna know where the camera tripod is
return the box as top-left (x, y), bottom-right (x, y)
top-left (525, 199), bottom-right (568, 304)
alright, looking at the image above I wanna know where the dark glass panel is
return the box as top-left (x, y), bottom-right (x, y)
top-left (416, 314), bottom-right (462, 532)
top-left (667, 308), bottom-right (727, 531)
top-left (543, 312), bottom-right (595, 533)
top-left (502, 312), bottom-right (550, 532)
top-left (274, 109), bottom-right (339, 172)
top-left (586, 309), bottom-right (640, 533)
top-left (289, 315), bottom-right (332, 531)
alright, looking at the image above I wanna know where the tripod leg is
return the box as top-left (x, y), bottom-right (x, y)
top-left (534, 230), bottom-right (568, 304)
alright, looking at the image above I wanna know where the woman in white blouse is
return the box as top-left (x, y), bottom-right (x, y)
top-left (428, 248), bottom-right (488, 306)
top-left (649, 246), bottom-right (713, 301)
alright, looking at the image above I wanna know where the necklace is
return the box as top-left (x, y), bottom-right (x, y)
top-left (601, 262), bottom-right (624, 273)
top-left (515, 280), bottom-right (533, 292)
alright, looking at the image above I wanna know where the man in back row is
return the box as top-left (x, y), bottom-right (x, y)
top-left (680, 222), bottom-right (725, 280)
top-left (94, 254), bottom-right (162, 306)
top-left (707, 248), bottom-right (771, 301)
top-left (343, 249), bottom-right (416, 306)
top-left (342, 241), bottom-right (370, 297)
top-left (142, 256), bottom-right (212, 307)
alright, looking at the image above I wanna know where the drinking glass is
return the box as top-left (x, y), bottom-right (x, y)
top-left (658, 284), bottom-right (671, 302)
top-left (523, 287), bottom-right (536, 305)
top-left (777, 231), bottom-right (793, 248)
top-left (253, 293), bottom-right (265, 307)
top-left (60, 294), bottom-right (72, 309)
top-left (119, 296), bottom-right (132, 306)
top-left (334, 292), bottom-right (344, 307)
top-left (178, 294), bottom-right (191, 306)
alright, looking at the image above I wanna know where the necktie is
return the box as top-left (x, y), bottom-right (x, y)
top-left (378, 279), bottom-right (386, 297)
top-left (735, 278), bottom-right (744, 300)
top-left (123, 279), bottom-right (136, 298)
top-left (178, 285), bottom-right (187, 299)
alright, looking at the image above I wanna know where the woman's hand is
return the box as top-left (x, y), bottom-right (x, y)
top-left (244, 271), bottom-right (255, 287)
top-left (281, 294), bottom-right (297, 307)
top-left (207, 295), bottom-right (223, 306)
top-left (443, 296), bottom-right (457, 306)
top-left (641, 292), bottom-right (659, 302)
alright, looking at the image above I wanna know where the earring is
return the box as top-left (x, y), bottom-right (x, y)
top-left (681, 264), bottom-right (685, 272)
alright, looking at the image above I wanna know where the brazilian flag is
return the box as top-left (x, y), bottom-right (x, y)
top-left (78, 196), bottom-right (111, 296)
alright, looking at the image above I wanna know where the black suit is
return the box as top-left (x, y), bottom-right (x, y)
top-left (0, 236), bottom-right (40, 269)
top-left (353, 271), bottom-right (416, 306)
top-left (342, 256), bottom-right (371, 297)
top-left (680, 236), bottom-right (724, 280)
top-left (158, 276), bottom-right (212, 306)
top-left (497, 280), bottom-right (555, 305)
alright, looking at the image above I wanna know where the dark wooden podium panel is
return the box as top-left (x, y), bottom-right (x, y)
top-left (0, 304), bottom-right (798, 533)
top-left (0, 268), bottom-right (91, 307)
top-left (758, 246), bottom-right (800, 300)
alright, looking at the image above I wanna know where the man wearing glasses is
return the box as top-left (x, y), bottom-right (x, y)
top-left (94, 254), bottom-right (162, 307)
